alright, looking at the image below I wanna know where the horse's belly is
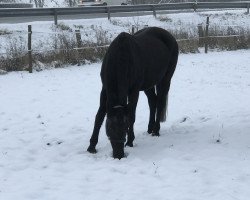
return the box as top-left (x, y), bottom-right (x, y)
top-left (140, 72), bottom-right (166, 90)
top-left (140, 60), bottom-right (170, 90)
top-left (136, 39), bottom-right (172, 90)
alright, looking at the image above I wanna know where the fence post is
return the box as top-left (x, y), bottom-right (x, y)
top-left (205, 16), bottom-right (209, 53)
top-left (247, 3), bottom-right (249, 14)
top-left (28, 25), bottom-right (32, 73)
top-left (132, 25), bottom-right (135, 35)
top-left (197, 23), bottom-right (204, 47)
top-left (152, 5), bottom-right (156, 18)
top-left (193, 3), bottom-right (197, 12)
top-left (75, 29), bottom-right (82, 66)
top-left (54, 9), bottom-right (58, 25)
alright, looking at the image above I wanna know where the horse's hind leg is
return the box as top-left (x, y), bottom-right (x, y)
top-left (153, 78), bottom-right (171, 136)
top-left (125, 91), bottom-right (139, 147)
top-left (87, 88), bottom-right (107, 153)
top-left (144, 87), bottom-right (157, 134)
top-left (153, 49), bottom-right (178, 136)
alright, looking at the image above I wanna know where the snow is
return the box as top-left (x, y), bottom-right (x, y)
top-left (1, 50), bottom-right (250, 200)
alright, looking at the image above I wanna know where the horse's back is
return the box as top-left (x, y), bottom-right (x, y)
top-left (135, 27), bottom-right (178, 50)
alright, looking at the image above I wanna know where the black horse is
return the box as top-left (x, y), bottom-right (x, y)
top-left (87, 27), bottom-right (179, 159)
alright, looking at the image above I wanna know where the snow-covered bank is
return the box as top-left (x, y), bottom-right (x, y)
top-left (1, 50), bottom-right (250, 200)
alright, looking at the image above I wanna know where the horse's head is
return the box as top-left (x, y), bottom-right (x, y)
top-left (106, 106), bottom-right (128, 159)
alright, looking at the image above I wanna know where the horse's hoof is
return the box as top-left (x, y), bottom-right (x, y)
top-left (125, 142), bottom-right (133, 147)
top-left (87, 146), bottom-right (97, 154)
top-left (147, 130), bottom-right (153, 134)
top-left (152, 133), bottom-right (160, 137)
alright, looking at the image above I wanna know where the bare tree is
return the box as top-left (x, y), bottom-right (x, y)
top-left (64, 0), bottom-right (77, 7)
top-left (33, 0), bottom-right (45, 7)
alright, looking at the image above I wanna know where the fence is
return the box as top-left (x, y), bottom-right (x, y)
top-left (1, 15), bottom-right (249, 73)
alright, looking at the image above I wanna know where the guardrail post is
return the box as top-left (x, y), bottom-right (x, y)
top-left (75, 29), bottom-right (82, 65)
top-left (193, 3), bottom-right (197, 12)
top-left (152, 5), bottom-right (156, 18)
top-left (205, 16), bottom-right (209, 53)
top-left (28, 25), bottom-right (32, 73)
top-left (54, 9), bottom-right (58, 25)
top-left (107, 7), bottom-right (111, 20)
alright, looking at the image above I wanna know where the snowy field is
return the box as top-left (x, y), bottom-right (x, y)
top-left (1, 50), bottom-right (250, 200)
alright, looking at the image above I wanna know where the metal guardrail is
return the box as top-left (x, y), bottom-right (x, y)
top-left (0, 3), bottom-right (33, 8)
top-left (196, 1), bottom-right (249, 9)
top-left (0, 2), bottom-right (249, 22)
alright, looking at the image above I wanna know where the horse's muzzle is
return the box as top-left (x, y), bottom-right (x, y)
top-left (111, 141), bottom-right (125, 159)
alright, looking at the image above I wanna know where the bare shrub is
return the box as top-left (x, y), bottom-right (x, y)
top-left (64, 0), bottom-right (77, 7)
top-left (0, 29), bottom-right (12, 36)
top-left (31, 26), bottom-right (111, 68)
top-left (177, 39), bottom-right (199, 54)
top-left (169, 29), bottom-right (199, 53)
top-left (208, 26), bottom-right (250, 51)
top-left (55, 22), bottom-right (73, 32)
top-left (74, 26), bottom-right (111, 63)
top-left (1, 36), bottom-right (28, 71)
top-left (157, 16), bottom-right (172, 23)
top-left (33, 0), bottom-right (45, 8)
top-left (110, 19), bottom-right (132, 28)
top-left (73, 25), bottom-right (84, 29)
top-left (91, 25), bottom-right (111, 46)
top-left (34, 32), bottom-right (78, 67)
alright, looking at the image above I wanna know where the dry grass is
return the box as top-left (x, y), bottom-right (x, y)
top-left (207, 26), bottom-right (250, 51)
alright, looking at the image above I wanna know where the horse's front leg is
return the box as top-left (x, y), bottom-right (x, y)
top-left (125, 91), bottom-right (139, 147)
top-left (87, 88), bottom-right (106, 153)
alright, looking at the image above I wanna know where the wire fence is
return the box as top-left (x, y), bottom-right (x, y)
top-left (0, 16), bottom-right (250, 72)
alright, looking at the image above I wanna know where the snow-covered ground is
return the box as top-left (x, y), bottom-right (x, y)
top-left (1, 50), bottom-right (250, 200)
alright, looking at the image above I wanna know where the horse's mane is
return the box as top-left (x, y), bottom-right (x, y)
top-left (114, 32), bottom-right (133, 58)
top-left (104, 32), bottom-right (133, 108)
top-left (116, 33), bottom-right (132, 106)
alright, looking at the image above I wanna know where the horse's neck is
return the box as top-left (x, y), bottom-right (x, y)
top-left (116, 65), bottom-right (128, 106)
top-left (106, 34), bottom-right (133, 108)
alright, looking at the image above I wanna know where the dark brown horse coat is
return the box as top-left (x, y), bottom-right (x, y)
top-left (87, 27), bottom-right (179, 159)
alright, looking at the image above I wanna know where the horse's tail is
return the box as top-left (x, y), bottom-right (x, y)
top-left (160, 43), bottom-right (178, 123)
top-left (160, 93), bottom-right (168, 122)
